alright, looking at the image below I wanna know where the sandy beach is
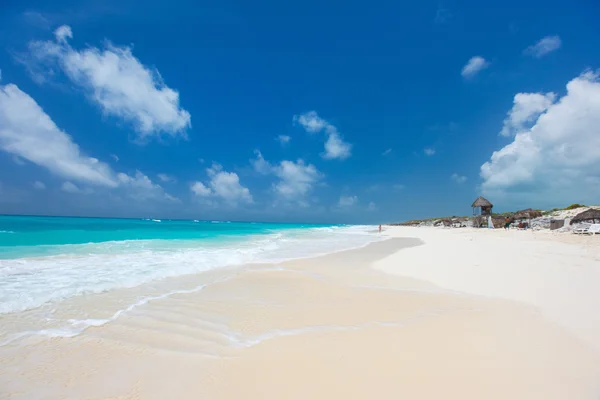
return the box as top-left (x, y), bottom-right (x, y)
top-left (2, 227), bottom-right (600, 399)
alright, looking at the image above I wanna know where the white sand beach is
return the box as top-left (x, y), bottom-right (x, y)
top-left (2, 226), bottom-right (600, 399)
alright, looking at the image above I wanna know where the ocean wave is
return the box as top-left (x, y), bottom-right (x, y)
top-left (0, 230), bottom-right (15, 234)
top-left (0, 225), bottom-right (383, 314)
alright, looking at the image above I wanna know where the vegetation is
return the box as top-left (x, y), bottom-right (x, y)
top-left (564, 203), bottom-right (585, 210)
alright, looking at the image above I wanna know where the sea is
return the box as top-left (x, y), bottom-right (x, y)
top-left (0, 215), bottom-right (383, 345)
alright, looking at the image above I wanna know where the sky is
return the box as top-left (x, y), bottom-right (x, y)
top-left (1, 0), bottom-right (600, 223)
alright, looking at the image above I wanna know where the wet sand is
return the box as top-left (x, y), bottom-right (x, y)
top-left (1, 232), bottom-right (600, 399)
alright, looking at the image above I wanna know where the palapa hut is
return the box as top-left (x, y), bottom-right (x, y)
top-left (471, 196), bottom-right (493, 228)
top-left (472, 196), bottom-right (493, 215)
top-left (513, 208), bottom-right (543, 222)
top-left (570, 208), bottom-right (600, 225)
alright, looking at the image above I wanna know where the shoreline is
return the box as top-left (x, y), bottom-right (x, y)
top-left (1, 230), bottom-right (600, 399)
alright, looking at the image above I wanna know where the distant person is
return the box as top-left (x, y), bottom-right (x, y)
top-left (504, 217), bottom-right (511, 230)
top-left (378, 224), bottom-right (382, 233)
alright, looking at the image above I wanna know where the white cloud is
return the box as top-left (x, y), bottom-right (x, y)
top-left (424, 147), bottom-right (436, 156)
top-left (294, 111), bottom-right (352, 160)
top-left (461, 56), bottom-right (489, 79)
top-left (28, 26), bottom-right (191, 140)
top-left (33, 181), bottom-right (46, 190)
top-left (323, 131), bottom-right (352, 160)
top-left (451, 173), bottom-right (467, 184)
top-left (481, 71), bottom-right (600, 206)
top-left (117, 171), bottom-right (178, 202)
top-left (273, 159), bottom-right (323, 202)
top-left (190, 181), bottom-right (211, 197)
top-left (191, 164), bottom-right (252, 204)
top-left (500, 92), bottom-right (556, 137)
top-left (0, 82), bottom-right (118, 187)
top-left (0, 79), bottom-right (177, 203)
top-left (367, 201), bottom-right (377, 211)
top-left (110, 153), bottom-right (119, 162)
top-left (54, 25), bottom-right (72, 43)
top-left (338, 195), bottom-right (358, 207)
top-left (276, 135), bottom-right (291, 146)
top-left (251, 150), bottom-right (273, 175)
top-left (382, 148), bottom-right (392, 156)
top-left (61, 181), bottom-right (81, 193)
top-left (294, 111), bottom-right (328, 133)
top-left (157, 173), bottom-right (175, 183)
top-left (524, 35), bottom-right (562, 58)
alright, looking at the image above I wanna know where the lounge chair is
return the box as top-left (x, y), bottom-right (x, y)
top-left (573, 223), bottom-right (600, 235)
top-left (589, 224), bottom-right (600, 235)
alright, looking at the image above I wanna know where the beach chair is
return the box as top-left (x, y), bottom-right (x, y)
top-left (589, 224), bottom-right (600, 235)
top-left (573, 223), bottom-right (592, 234)
top-left (573, 223), bottom-right (591, 234)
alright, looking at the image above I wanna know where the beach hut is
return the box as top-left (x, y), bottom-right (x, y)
top-left (471, 196), bottom-right (493, 228)
top-left (570, 208), bottom-right (600, 225)
top-left (513, 208), bottom-right (543, 220)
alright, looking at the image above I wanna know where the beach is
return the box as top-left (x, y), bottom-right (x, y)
top-left (2, 226), bottom-right (600, 399)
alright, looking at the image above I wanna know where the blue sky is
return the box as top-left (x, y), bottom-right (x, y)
top-left (1, 0), bottom-right (600, 223)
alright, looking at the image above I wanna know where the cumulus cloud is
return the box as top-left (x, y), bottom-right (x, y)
top-left (273, 159), bottom-right (322, 202)
top-left (27, 25), bottom-right (191, 140)
top-left (157, 173), bottom-right (175, 183)
top-left (500, 92), bottom-right (556, 137)
top-left (338, 195), bottom-right (358, 207)
top-left (524, 35), bottom-right (562, 58)
top-left (424, 147), bottom-right (436, 156)
top-left (190, 181), bottom-right (211, 197)
top-left (294, 111), bottom-right (352, 160)
top-left (0, 79), bottom-right (177, 202)
top-left (0, 81), bottom-right (118, 187)
top-left (461, 56), bottom-right (489, 79)
top-left (481, 71), bottom-right (600, 206)
top-left (250, 150), bottom-right (273, 175)
top-left (33, 181), bottom-right (46, 190)
top-left (276, 135), bottom-right (291, 146)
top-left (54, 25), bottom-right (72, 43)
top-left (451, 173), bottom-right (467, 184)
top-left (191, 163), bottom-right (252, 204)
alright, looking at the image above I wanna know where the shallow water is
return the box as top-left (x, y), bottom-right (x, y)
top-left (0, 216), bottom-right (384, 344)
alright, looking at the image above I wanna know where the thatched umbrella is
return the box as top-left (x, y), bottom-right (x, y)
top-left (570, 208), bottom-right (600, 224)
top-left (513, 208), bottom-right (543, 220)
top-left (472, 196), bottom-right (493, 209)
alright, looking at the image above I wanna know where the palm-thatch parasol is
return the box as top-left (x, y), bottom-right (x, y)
top-left (471, 196), bottom-right (493, 208)
top-left (570, 208), bottom-right (600, 224)
top-left (513, 208), bottom-right (543, 220)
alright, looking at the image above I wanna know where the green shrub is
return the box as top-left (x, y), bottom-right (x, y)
top-left (564, 204), bottom-right (585, 210)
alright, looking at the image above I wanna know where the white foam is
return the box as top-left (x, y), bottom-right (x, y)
top-left (0, 283), bottom-right (209, 346)
top-left (0, 226), bottom-right (384, 314)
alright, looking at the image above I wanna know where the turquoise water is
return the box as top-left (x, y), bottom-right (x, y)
top-left (0, 216), bottom-right (381, 315)
top-left (0, 215), bottom-right (328, 259)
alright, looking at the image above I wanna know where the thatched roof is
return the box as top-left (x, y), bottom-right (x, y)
top-left (513, 208), bottom-right (543, 220)
top-left (472, 196), bottom-right (493, 208)
top-left (571, 208), bottom-right (600, 224)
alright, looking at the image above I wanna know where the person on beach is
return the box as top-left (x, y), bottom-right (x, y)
top-left (504, 217), bottom-right (511, 230)
top-left (379, 224), bottom-right (382, 233)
